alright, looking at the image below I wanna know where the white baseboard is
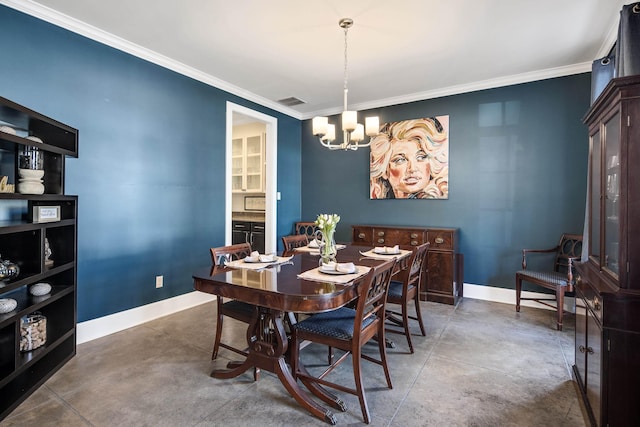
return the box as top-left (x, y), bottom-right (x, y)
top-left (463, 282), bottom-right (574, 313)
top-left (76, 291), bottom-right (217, 344)
top-left (76, 284), bottom-right (572, 344)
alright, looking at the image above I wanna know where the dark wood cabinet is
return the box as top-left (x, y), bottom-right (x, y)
top-left (0, 96), bottom-right (78, 420)
top-left (573, 76), bottom-right (640, 427)
top-left (351, 224), bottom-right (462, 305)
top-left (232, 220), bottom-right (265, 254)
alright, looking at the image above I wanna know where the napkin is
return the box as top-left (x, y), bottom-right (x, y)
top-left (308, 239), bottom-right (319, 248)
top-left (374, 245), bottom-right (400, 254)
top-left (244, 251), bottom-right (277, 263)
top-left (321, 261), bottom-right (357, 274)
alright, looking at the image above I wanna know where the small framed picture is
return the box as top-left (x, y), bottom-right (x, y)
top-left (31, 206), bottom-right (61, 223)
top-left (244, 196), bottom-right (265, 211)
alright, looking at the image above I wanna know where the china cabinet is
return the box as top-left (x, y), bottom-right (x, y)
top-left (231, 133), bottom-right (264, 193)
top-left (573, 76), bottom-right (640, 426)
top-left (0, 96), bottom-right (78, 420)
top-left (351, 224), bottom-right (463, 305)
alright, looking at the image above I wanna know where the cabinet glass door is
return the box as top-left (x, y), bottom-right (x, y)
top-left (589, 130), bottom-right (601, 264)
top-left (603, 113), bottom-right (620, 276)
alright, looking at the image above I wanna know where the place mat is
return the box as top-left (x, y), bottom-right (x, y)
top-left (359, 249), bottom-right (412, 260)
top-left (224, 256), bottom-right (293, 270)
top-left (297, 265), bottom-right (370, 284)
top-left (294, 244), bottom-right (347, 253)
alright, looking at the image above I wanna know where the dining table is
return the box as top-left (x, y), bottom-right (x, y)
top-left (192, 243), bottom-right (413, 425)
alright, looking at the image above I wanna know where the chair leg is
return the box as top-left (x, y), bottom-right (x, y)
top-left (402, 299), bottom-right (414, 354)
top-left (351, 346), bottom-right (370, 424)
top-left (556, 286), bottom-right (565, 331)
top-left (212, 300), bottom-right (224, 360)
top-left (414, 293), bottom-right (426, 337)
top-left (377, 328), bottom-right (393, 390)
top-left (515, 275), bottom-right (522, 312)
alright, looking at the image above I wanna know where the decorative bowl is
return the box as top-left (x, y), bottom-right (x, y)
top-left (29, 283), bottom-right (52, 296)
top-left (0, 298), bottom-right (17, 314)
top-left (18, 168), bottom-right (45, 180)
top-left (18, 181), bottom-right (45, 195)
top-left (26, 135), bottom-right (43, 143)
top-left (0, 125), bottom-right (16, 135)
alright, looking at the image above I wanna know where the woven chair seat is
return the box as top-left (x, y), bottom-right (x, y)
top-left (517, 270), bottom-right (571, 287)
top-left (294, 307), bottom-right (375, 340)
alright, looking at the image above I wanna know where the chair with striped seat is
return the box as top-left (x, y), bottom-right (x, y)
top-left (515, 233), bottom-right (583, 330)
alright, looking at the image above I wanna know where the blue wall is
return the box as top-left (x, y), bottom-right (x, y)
top-left (0, 4), bottom-right (591, 322)
top-left (0, 6), bottom-right (302, 321)
top-left (302, 75), bottom-right (590, 289)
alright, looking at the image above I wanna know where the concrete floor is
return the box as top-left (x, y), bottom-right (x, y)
top-left (1, 297), bottom-right (587, 426)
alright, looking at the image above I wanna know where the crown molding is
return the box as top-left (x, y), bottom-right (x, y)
top-left (302, 61), bottom-right (592, 120)
top-left (2, 0), bottom-right (614, 122)
top-left (0, 0), bottom-right (304, 120)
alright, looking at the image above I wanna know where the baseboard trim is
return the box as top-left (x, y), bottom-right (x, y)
top-left (77, 284), bottom-right (572, 344)
top-left (77, 291), bottom-right (217, 344)
top-left (463, 282), bottom-right (574, 313)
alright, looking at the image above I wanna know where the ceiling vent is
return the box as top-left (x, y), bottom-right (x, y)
top-left (277, 97), bottom-right (306, 107)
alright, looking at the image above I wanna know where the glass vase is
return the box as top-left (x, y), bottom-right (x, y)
top-left (315, 229), bottom-right (337, 266)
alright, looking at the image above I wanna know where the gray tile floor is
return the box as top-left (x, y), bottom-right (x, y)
top-left (1, 297), bottom-right (588, 426)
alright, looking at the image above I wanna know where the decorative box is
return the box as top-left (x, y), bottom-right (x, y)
top-left (20, 313), bottom-right (47, 352)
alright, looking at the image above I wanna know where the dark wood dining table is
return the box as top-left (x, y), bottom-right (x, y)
top-left (192, 243), bottom-right (412, 425)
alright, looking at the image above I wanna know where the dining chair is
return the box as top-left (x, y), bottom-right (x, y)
top-left (281, 234), bottom-right (309, 254)
top-left (515, 233), bottom-right (582, 330)
top-left (295, 221), bottom-right (319, 239)
top-left (290, 259), bottom-right (396, 424)
top-left (209, 243), bottom-right (259, 379)
top-left (385, 242), bottom-right (429, 353)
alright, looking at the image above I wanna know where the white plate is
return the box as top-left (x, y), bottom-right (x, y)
top-left (373, 249), bottom-right (400, 255)
top-left (319, 268), bottom-right (350, 275)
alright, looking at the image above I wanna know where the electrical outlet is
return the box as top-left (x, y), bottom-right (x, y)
top-left (155, 275), bottom-right (163, 288)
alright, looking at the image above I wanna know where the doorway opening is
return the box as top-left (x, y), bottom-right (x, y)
top-left (225, 102), bottom-right (278, 253)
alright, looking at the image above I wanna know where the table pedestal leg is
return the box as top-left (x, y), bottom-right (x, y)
top-left (210, 307), bottom-right (338, 425)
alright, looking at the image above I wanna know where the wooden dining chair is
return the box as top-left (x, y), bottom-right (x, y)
top-left (385, 242), bottom-right (429, 353)
top-left (295, 221), bottom-right (319, 239)
top-left (515, 233), bottom-right (583, 330)
top-left (209, 243), bottom-right (259, 379)
top-left (281, 234), bottom-right (309, 254)
top-left (290, 259), bottom-right (396, 424)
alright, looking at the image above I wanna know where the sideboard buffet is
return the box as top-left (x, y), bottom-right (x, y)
top-left (351, 224), bottom-right (463, 305)
top-left (0, 96), bottom-right (78, 420)
top-left (573, 76), bottom-right (640, 426)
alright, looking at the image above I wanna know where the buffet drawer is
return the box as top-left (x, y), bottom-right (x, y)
top-left (427, 230), bottom-right (454, 250)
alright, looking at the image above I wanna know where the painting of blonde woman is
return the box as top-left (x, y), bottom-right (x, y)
top-left (369, 116), bottom-right (449, 199)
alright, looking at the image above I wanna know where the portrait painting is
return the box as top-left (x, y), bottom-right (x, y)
top-left (369, 116), bottom-right (449, 199)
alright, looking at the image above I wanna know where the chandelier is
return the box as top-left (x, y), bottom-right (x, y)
top-left (312, 18), bottom-right (380, 151)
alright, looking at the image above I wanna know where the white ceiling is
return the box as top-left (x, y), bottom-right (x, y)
top-left (1, 0), bottom-right (626, 119)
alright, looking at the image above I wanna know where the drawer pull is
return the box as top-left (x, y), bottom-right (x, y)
top-left (587, 347), bottom-right (594, 355)
top-left (377, 238), bottom-right (385, 244)
top-left (411, 240), bottom-right (418, 246)
top-left (358, 233), bottom-right (365, 239)
top-left (410, 233), bottom-right (418, 239)
top-left (593, 297), bottom-right (601, 311)
top-left (377, 231), bottom-right (385, 237)
top-left (579, 345), bottom-right (586, 353)
top-left (435, 237), bottom-right (444, 244)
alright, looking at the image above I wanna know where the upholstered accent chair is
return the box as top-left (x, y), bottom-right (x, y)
top-left (515, 233), bottom-right (583, 330)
